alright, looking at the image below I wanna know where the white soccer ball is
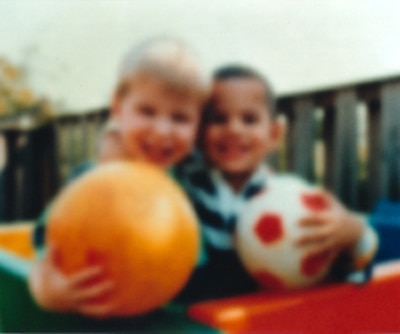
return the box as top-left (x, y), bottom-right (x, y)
top-left (236, 175), bottom-right (333, 290)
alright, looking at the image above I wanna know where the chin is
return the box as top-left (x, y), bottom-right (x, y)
top-left (220, 166), bottom-right (253, 176)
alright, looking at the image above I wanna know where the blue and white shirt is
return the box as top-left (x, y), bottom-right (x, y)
top-left (177, 159), bottom-right (378, 283)
top-left (178, 161), bottom-right (271, 251)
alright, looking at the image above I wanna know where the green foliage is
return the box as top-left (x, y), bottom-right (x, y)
top-left (0, 56), bottom-right (53, 119)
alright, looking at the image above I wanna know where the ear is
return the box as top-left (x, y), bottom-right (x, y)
top-left (268, 118), bottom-right (285, 151)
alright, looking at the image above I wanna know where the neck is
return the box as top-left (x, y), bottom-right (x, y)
top-left (221, 171), bottom-right (254, 193)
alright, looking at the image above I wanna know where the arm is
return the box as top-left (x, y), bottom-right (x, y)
top-left (28, 246), bottom-right (116, 318)
top-left (296, 192), bottom-right (378, 272)
top-left (348, 219), bottom-right (378, 270)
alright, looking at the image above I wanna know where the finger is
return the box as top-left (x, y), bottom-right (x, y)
top-left (295, 227), bottom-right (331, 246)
top-left (303, 240), bottom-right (334, 256)
top-left (74, 280), bottom-right (115, 303)
top-left (301, 249), bottom-right (336, 276)
top-left (299, 214), bottom-right (327, 227)
top-left (69, 266), bottom-right (104, 287)
top-left (318, 189), bottom-right (335, 203)
top-left (78, 301), bottom-right (116, 319)
top-left (304, 246), bottom-right (337, 264)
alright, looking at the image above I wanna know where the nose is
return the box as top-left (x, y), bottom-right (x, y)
top-left (153, 118), bottom-right (172, 137)
top-left (226, 118), bottom-right (243, 135)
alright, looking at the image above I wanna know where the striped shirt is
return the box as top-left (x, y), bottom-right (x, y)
top-left (177, 160), bottom-right (378, 283)
top-left (178, 162), bottom-right (271, 251)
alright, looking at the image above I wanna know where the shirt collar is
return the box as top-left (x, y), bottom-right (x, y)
top-left (209, 164), bottom-right (271, 199)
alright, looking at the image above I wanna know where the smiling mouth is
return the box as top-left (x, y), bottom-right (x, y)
top-left (216, 143), bottom-right (249, 158)
top-left (142, 144), bottom-right (174, 164)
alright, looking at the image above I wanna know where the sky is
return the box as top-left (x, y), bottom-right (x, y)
top-left (1, 0), bottom-right (399, 111)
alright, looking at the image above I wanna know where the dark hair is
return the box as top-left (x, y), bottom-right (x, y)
top-left (213, 64), bottom-right (276, 116)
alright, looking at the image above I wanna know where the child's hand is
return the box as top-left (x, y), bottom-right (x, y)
top-left (295, 191), bottom-right (364, 257)
top-left (29, 246), bottom-right (115, 318)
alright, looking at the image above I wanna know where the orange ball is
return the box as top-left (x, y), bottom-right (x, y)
top-left (47, 161), bottom-right (199, 317)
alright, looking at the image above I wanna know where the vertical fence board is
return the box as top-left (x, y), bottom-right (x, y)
top-left (366, 98), bottom-right (381, 208)
top-left (87, 116), bottom-right (99, 159)
top-left (2, 131), bottom-right (19, 220)
top-left (379, 82), bottom-right (400, 200)
top-left (20, 125), bottom-right (59, 219)
top-left (0, 135), bottom-right (5, 221)
top-left (19, 131), bottom-right (35, 218)
top-left (1, 124), bottom-right (59, 220)
top-left (81, 115), bottom-right (89, 159)
top-left (323, 105), bottom-right (335, 191)
top-left (283, 108), bottom-right (295, 172)
top-left (289, 98), bottom-right (316, 181)
top-left (333, 90), bottom-right (358, 208)
top-left (55, 121), bottom-right (70, 183)
top-left (66, 121), bottom-right (77, 176)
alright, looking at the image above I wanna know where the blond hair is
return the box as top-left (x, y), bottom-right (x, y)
top-left (114, 37), bottom-right (210, 102)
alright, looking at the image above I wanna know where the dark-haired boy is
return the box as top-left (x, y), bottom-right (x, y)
top-left (178, 65), bottom-right (378, 301)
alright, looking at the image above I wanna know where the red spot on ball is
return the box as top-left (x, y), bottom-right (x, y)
top-left (253, 270), bottom-right (286, 290)
top-left (301, 251), bottom-right (331, 276)
top-left (254, 213), bottom-right (284, 244)
top-left (301, 193), bottom-right (329, 212)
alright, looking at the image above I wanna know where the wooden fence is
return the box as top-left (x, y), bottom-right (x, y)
top-left (277, 74), bottom-right (400, 210)
top-left (1, 75), bottom-right (400, 220)
top-left (0, 108), bottom-right (108, 221)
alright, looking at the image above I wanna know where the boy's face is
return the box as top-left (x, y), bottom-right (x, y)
top-left (203, 77), bottom-right (280, 176)
top-left (112, 75), bottom-right (201, 168)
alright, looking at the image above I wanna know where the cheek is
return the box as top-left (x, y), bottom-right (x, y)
top-left (253, 130), bottom-right (274, 154)
top-left (175, 124), bottom-right (198, 149)
top-left (123, 113), bottom-right (149, 133)
top-left (119, 119), bottom-right (148, 149)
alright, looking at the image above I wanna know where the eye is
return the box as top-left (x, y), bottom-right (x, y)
top-left (242, 111), bottom-right (259, 124)
top-left (172, 111), bottom-right (191, 123)
top-left (137, 104), bottom-right (155, 117)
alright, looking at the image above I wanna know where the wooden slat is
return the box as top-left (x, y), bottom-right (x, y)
top-left (36, 124), bottom-right (59, 209)
top-left (55, 121), bottom-right (70, 183)
top-left (66, 122), bottom-right (76, 175)
top-left (19, 126), bottom-right (59, 219)
top-left (19, 131), bottom-right (36, 219)
top-left (326, 90), bottom-right (359, 208)
top-left (366, 97), bottom-right (381, 208)
top-left (2, 131), bottom-right (20, 220)
top-left (378, 82), bottom-right (400, 200)
top-left (80, 115), bottom-right (89, 159)
top-left (288, 98), bottom-right (316, 181)
top-left (323, 105), bottom-right (335, 190)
